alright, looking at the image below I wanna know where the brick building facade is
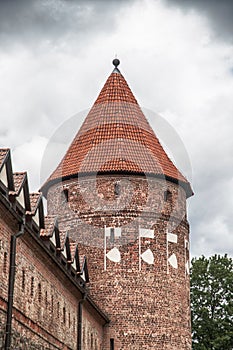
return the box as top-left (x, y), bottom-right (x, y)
top-left (0, 149), bottom-right (109, 349)
top-left (0, 59), bottom-right (193, 349)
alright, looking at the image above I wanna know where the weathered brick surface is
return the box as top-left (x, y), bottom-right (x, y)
top-left (0, 200), bottom-right (105, 349)
top-left (82, 305), bottom-right (105, 350)
top-left (47, 174), bottom-right (191, 349)
top-left (0, 205), bottom-right (16, 304)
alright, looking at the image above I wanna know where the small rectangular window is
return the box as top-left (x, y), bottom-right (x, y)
top-left (63, 307), bottom-right (66, 324)
top-left (114, 183), bottom-right (120, 196)
top-left (45, 291), bottom-right (48, 307)
top-left (3, 252), bottom-right (7, 274)
top-left (63, 189), bottom-right (69, 202)
top-left (30, 277), bottom-right (34, 297)
top-left (51, 295), bottom-right (54, 314)
top-left (22, 269), bottom-right (25, 291)
top-left (38, 283), bottom-right (42, 303)
top-left (110, 338), bottom-right (114, 350)
top-left (164, 190), bottom-right (172, 202)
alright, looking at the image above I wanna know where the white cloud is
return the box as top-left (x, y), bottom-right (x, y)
top-left (12, 136), bottom-right (48, 190)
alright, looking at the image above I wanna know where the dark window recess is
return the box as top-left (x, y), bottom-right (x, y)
top-left (3, 252), bottom-right (7, 274)
top-left (63, 307), bottom-right (66, 324)
top-left (110, 228), bottom-right (115, 244)
top-left (51, 295), bottom-right (54, 314)
top-left (45, 291), bottom-right (48, 307)
top-left (114, 183), bottom-right (120, 196)
top-left (38, 283), bottom-right (42, 303)
top-left (164, 190), bottom-right (172, 202)
top-left (22, 269), bottom-right (25, 291)
top-left (30, 277), bottom-right (34, 297)
top-left (63, 189), bottom-right (69, 202)
top-left (110, 338), bottom-right (114, 350)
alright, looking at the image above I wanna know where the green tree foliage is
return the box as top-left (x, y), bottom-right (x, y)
top-left (190, 254), bottom-right (233, 350)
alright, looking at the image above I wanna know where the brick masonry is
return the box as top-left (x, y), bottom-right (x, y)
top-left (0, 199), bottom-right (106, 349)
top-left (47, 174), bottom-right (192, 349)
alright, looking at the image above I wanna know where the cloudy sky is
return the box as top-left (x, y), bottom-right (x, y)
top-left (0, 0), bottom-right (232, 258)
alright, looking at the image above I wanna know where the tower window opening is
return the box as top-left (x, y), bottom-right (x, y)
top-left (110, 228), bottom-right (115, 243)
top-left (114, 183), bottom-right (120, 196)
top-left (63, 189), bottom-right (69, 202)
top-left (63, 307), bottom-right (66, 324)
top-left (164, 190), bottom-right (172, 202)
top-left (51, 295), bottom-right (54, 314)
top-left (22, 269), bottom-right (25, 291)
top-left (110, 338), bottom-right (114, 350)
top-left (45, 290), bottom-right (48, 307)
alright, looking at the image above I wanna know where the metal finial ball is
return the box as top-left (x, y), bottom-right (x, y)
top-left (113, 58), bottom-right (120, 67)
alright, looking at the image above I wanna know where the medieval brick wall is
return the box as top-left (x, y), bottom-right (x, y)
top-left (13, 236), bottom-right (78, 349)
top-left (0, 204), bottom-right (15, 304)
top-left (47, 174), bottom-right (191, 350)
top-left (0, 205), bottom-right (15, 349)
top-left (0, 200), bottom-right (105, 349)
top-left (82, 305), bottom-right (105, 350)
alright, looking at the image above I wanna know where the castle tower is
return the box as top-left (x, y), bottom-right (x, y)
top-left (41, 59), bottom-right (193, 350)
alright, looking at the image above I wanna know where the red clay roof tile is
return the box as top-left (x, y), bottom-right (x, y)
top-left (40, 215), bottom-right (57, 238)
top-left (10, 172), bottom-right (26, 195)
top-left (0, 148), bottom-right (9, 170)
top-left (28, 192), bottom-right (42, 215)
top-left (42, 67), bottom-right (192, 197)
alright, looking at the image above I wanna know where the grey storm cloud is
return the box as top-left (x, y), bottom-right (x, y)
top-left (0, 0), bottom-right (133, 46)
top-left (1, 0), bottom-right (232, 44)
top-left (165, 0), bottom-right (233, 41)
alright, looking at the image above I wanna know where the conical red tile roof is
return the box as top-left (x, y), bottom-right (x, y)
top-left (42, 63), bottom-right (193, 197)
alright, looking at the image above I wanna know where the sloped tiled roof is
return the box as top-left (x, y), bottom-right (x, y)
top-left (0, 148), bottom-right (9, 170)
top-left (40, 216), bottom-right (57, 238)
top-left (42, 62), bottom-right (193, 197)
top-left (28, 192), bottom-right (42, 215)
top-left (11, 172), bottom-right (26, 195)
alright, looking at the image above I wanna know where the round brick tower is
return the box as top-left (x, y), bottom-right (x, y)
top-left (42, 59), bottom-right (193, 350)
